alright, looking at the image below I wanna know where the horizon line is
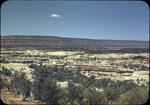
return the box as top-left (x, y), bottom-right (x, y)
top-left (1, 34), bottom-right (149, 42)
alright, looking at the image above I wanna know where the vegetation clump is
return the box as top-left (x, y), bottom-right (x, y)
top-left (1, 67), bottom-right (12, 76)
top-left (1, 63), bottom-right (149, 105)
top-left (11, 72), bottom-right (31, 101)
top-left (0, 58), bottom-right (9, 63)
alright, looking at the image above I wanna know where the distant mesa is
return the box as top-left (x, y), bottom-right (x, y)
top-left (0, 35), bottom-right (149, 48)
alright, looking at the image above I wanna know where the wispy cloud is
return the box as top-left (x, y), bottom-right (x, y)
top-left (50, 14), bottom-right (61, 18)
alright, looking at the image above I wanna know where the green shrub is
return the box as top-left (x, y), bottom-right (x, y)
top-left (32, 65), bottom-right (64, 104)
top-left (1, 67), bottom-right (12, 76)
top-left (102, 80), bottom-right (138, 101)
top-left (0, 78), bottom-right (5, 90)
top-left (0, 58), bottom-right (9, 63)
top-left (83, 87), bottom-right (107, 105)
top-left (33, 77), bottom-right (63, 105)
top-left (116, 86), bottom-right (149, 105)
top-left (67, 82), bottom-right (84, 103)
top-left (29, 63), bottom-right (38, 68)
top-left (11, 72), bottom-right (31, 101)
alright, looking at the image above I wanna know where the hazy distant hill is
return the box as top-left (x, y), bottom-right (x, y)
top-left (0, 35), bottom-right (149, 48)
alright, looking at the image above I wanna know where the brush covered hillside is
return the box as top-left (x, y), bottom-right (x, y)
top-left (1, 35), bottom-right (149, 48)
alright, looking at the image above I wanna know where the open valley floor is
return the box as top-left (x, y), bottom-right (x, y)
top-left (0, 48), bottom-right (149, 105)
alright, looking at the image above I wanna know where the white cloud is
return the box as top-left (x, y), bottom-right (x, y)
top-left (50, 14), bottom-right (61, 18)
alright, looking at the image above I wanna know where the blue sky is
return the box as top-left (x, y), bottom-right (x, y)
top-left (1, 1), bottom-right (149, 41)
